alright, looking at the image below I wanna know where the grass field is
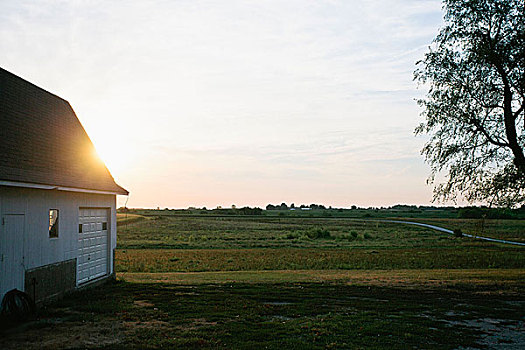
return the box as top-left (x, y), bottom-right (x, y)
top-left (115, 215), bottom-right (524, 274)
top-left (1, 214), bottom-right (523, 349)
top-left (116, 215), bottom-right (525, 250)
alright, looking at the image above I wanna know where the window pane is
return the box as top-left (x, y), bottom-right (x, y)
top-left (49, 209), bottom-right (59, 238)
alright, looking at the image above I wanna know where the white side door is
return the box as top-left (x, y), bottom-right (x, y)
top-left (0, 214), bottom-right (25, 299)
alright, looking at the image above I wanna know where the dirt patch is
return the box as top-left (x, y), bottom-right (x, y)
top-left (262, 301), bottom-right (294, 305)
top-left (0, 319), bottom-right (123, 350)
top-left (133, 300), bottom-right (154, 308)
top-left (123, 319), bottom-right (170, 330)
top-left (176, 318), bottom-right (218, 331)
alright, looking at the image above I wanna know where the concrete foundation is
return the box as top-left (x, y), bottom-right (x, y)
top-left (24, 259), bottom-right (77, 303)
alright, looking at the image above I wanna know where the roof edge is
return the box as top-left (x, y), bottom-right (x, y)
top-left (0, 180), bottom-right (129, 196)
top-left (0, 67), bottom-right (70, 104)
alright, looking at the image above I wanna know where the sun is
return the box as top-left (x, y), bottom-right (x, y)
top-left (91, 136), bottom-right (133, 177)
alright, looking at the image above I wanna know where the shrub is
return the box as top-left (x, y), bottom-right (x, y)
top-left (453, 229), bottom-right (463, 238)
top-left (284, 232), bottom-right (300, 240)
top-left (305, 227), bottom-right (331, 239)
top-left (458, 207), bottom-right (514, 219)
top-left (341, 234), bottom-right (356, 241)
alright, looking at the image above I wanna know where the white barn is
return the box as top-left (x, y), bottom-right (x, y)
top-left (0, 68), bottom-right (128, 303)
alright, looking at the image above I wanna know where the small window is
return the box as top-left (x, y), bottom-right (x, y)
top-left (49, 209), bottom-right (59, 238)
top-left (79, 224), bottom-right (83, 233)
top-left (102, 222), bottom-right (107, 230)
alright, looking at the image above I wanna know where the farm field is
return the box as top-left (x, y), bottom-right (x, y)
top-left (116, 215), bottom-right (525, 250)
top-left (115, 215), bottom-right (524, 274)
top-left (1, 214), bottom-right (523, 349)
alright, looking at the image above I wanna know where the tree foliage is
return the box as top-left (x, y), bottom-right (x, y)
top-left (415, 0), bottom-right (525, 207)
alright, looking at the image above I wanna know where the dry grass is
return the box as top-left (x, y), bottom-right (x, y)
top-left (116, 247), bottom-right (524, 273)
top-left (116, 213), bottom-right (147, 225)
top-left (118, 268), bottom-right (525, 291)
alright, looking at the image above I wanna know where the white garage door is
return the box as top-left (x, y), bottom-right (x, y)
top-left (77, 208), bottom-right (109, 285)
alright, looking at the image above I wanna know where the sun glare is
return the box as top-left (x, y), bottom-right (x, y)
top-left (92, 136), bottom-right (133, 177)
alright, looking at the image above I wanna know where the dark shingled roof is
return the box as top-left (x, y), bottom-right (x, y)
top-left (0, 67), bottom-right (128, 195)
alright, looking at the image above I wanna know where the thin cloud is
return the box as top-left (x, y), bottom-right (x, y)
top-left (0, 0), bottom-right (443, 207)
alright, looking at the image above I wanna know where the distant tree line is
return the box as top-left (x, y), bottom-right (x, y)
top-left (120, 204), bottom-right (525, 219)
top-left (457, 206), bottom-right (524, 219)
top-left (266, 203), bottom-right (328, 210)
top-left (207, 207), bottom-right (263, 215)
top-left (264, 203), bottom-right (461, 211)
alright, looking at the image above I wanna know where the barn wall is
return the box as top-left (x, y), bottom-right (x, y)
top-left (0, 186), bottom-right (117, 302)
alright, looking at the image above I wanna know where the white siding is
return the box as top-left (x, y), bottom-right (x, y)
top-left (0, 186), bottom-right (117, 299)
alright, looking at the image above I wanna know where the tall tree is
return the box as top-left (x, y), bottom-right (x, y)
top-left (415, 0), bottom-right (525, 207)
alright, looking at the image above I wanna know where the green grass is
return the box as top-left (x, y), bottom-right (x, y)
top-left (412, 218), bottom-right (525, 242)
top-left (2, 279), bottom-right (523, 349)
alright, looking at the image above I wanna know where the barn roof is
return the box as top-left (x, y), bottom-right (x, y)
top-left (0, 67), bottom-right (128, 195)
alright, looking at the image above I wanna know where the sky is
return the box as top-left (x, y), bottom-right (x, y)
top-left (0, 0), bottom-right (446, 209)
